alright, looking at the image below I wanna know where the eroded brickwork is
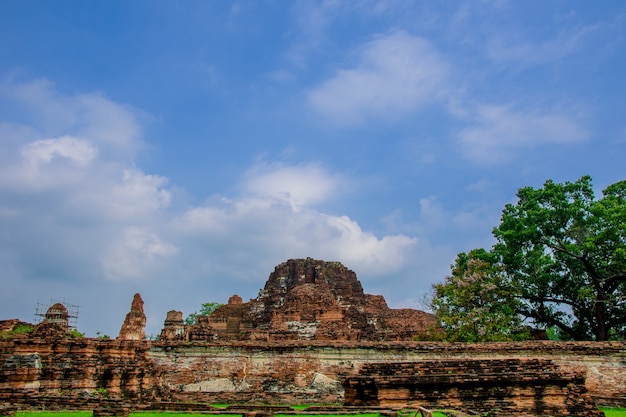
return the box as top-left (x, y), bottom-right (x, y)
top-left (161, 258), bottom-right (436, 342)
top-left (0, 338), bottom-right (160, 405)
top-left (117, 293), bottom-right (146, 341)
top-left (148, 340), bottom-right (626, 410)
top-left (1, 338), bottom-right (625, 413)
top-left (343, 359), bottom-right (604, 416)
top-left (1, 256), bottom-right (625, 415)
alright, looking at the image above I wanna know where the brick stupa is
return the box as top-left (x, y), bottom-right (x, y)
top-left (118, 293), bottom-right (146, 340)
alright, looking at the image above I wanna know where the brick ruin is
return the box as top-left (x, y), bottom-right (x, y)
top-left (118, 293), bottom-right (146, 341)
top-left (1, 258), bottom-right (625, 416)
top-left (1, 336), bottom-right (624, 416)
top-left (161, 258), bottom-right (436, 342)
top-left (343, 358), bottom-right (605, 416)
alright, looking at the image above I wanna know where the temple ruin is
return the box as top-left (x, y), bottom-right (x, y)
top-left (1, 258), bottom-right (625, 416)
top-left (34, 300), bottom-right (79, 331)
top-left (161, 258), bottom-right (436, 342)
top-left (117, 293), bottom-right (147, 341)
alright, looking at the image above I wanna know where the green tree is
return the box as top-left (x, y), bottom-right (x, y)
top-left (185, 301), bottom-right (224, 325)
top-left (493, 176), bottom-right (626, 341)
top-left (431, 249), bottom-right (529, 342)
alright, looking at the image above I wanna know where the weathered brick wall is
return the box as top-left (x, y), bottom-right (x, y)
top-left (343, 359), bottom-right (604, 416)
top-left (149, 341), bottom-right (626, 407)
top-left (0, 338), bottom-right (160, 407)
top-left (1, 339), bottom-right (624, 410)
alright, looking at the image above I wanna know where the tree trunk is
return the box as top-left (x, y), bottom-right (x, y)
top-left (595, 297), bottom-right (609, 341)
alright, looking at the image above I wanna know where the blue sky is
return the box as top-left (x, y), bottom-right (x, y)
top-left (1, 1), bottom-right (624, 337)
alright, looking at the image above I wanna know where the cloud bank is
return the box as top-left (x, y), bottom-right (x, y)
top-left (0, 78), bottom-right (431, 336)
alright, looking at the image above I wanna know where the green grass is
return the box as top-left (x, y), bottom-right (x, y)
top-left (15, 408), bottom-right (626, 417)
top-left (131, 414), bottom-right (238, 417)
top-left (601, 408), bottom-right (626, 417)
top-left (15, 412), bottom-right (395, 417)
top-left (16, 413), bottom-right (92, 417)
top-left (276, 415), bottom-right (380, 417)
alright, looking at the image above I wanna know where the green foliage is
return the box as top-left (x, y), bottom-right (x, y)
top-left (14, 323), bottom-right (35, 333)
top-left (493, 176), bottom-right (626, 341)
top-left (93, 387), bottom-right (108, 397)
top-left (545, 325), bottom-right (573, 341)
top-left (433, 177), bottom-right (626, 342)
top-left (431, 249), bottom-right (529, 342)
top-left (184, 315), bottom-right (195, 326)
top-left (66, 329), bottom-right (84, 339)
top-left (185, 301), bottom-right (224, 325)
top-left (0, 323), bottom-right (35, 339)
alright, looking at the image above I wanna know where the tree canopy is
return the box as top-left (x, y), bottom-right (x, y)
top-left (431, 176), bottom-right (626, 341)
top-left (431, 249), bottom-right (528, 342)
top-left (493, 176), bottom-right (626, 341)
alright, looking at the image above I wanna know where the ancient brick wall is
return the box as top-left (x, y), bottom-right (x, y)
top-left (1, 339), bottom-right (624, 411)
top-left (148, 340), bottom-right (625, 408)
top-left (343, 359), bottom-right (604, 416)
top-left (0, 338), bottom-right (160, 407)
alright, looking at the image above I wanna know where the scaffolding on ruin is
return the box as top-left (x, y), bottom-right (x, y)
top-left (34, 299), bottom-right (79, 330)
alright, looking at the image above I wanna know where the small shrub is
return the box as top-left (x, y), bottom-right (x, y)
top-left (93, 387), bottom-right (108, 398)
top-left (14, 324), bottom-right (35, 333)
top-left (66, 329), bottom-right (85, 339)
top-left (0, 323), bottom-right (35, 339)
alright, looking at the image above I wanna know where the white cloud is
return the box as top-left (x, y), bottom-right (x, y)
top-left (321, 214), bottom-right (417, 272)
top-left (165, 162), bottom-right (419, 278)
top-left (0, 80), bottom-right (173, 288)
top-left (3, 78), bottom-right (141, 155)
top-left (173, 195), bottom-right (417, 278)
top-left (104, 169), bottom-right (172, 218)
top-left (2, 135), bottom-right (98, 190)
top-left (102, 227), bottom-right (179, 281)
top-left (241, 162), bottom-right (342, 209)
top-left (308, 31), bottom-right (448, 125)
top-left (0, 78), bottom-right (438, 334)
top-left (0, 79), bottom-right (162, 205)
top-left (22, 136), bottom-right (97, 167)
top-left (1, 76), bottom-right (424, 307)
top-left (73, 93), bottom-right (143, 151)
top-left (458, 103), bottom-right (589, 164)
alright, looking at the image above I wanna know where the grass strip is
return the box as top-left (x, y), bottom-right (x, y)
top-left (601, 408), bottom-right (626, 417)
top-left (132, 413), bottom-right (246, 417)
top-left (276, 414), bottom-right (381, 417)
top-left (17, 413), bottom-right (93, 417)
top-left (16, 408), bottom-right (626, 417)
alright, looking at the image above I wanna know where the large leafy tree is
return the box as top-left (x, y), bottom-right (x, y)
top-left (431, 249), bottom-right (528, 342)
top-left (493, 176), bottom-right (626, 341)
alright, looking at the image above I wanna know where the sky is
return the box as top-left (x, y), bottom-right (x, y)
top-left (0, 1), bottom-right (625, 338)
